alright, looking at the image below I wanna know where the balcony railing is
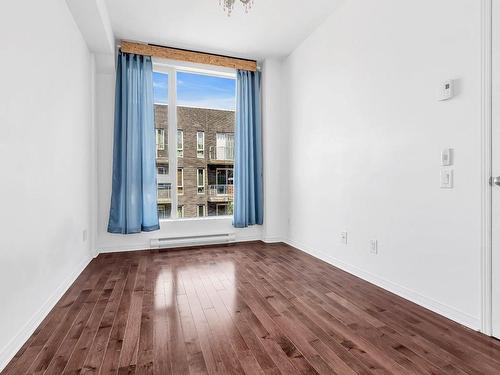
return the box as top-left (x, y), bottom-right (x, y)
top-left (209, 146), bottom-right (234, 162)
top-left (208, 184), bottom-right (234, 202)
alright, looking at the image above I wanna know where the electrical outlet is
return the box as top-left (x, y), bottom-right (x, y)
top-left (370, 239), bottom-right (378, 254)
top-left (340, 232), bottom-right (348, 244)
top-left (83, 229), bottom-right (88, 242)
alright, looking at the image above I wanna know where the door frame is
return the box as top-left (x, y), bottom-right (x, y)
top-left (481, 0), bottom-right (493, 335)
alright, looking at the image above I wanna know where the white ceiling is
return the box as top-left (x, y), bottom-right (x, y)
top-left (104, 0), bottom-right (344, 60)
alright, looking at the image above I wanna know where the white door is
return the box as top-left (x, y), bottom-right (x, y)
top-left (492, 0), bottom-right (500, 338)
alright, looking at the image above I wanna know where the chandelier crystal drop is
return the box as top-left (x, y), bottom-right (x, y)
top-left (219, 0), bottom-right (254, 16)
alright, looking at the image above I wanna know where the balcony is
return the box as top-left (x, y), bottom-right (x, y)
top-left (209, 146), bottom-right (234, 164)
top-left (208, 184), bottom-right (234, 202)
top-left (157, 184), bottom-right (172, 204)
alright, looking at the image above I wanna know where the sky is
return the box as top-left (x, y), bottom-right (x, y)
top-left (153, 71), bottom-right (236, 111)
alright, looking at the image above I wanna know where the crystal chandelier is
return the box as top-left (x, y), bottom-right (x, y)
top-left (219, 0), bottom-right (254, 16)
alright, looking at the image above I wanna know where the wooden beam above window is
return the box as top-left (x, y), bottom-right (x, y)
top-left (120, 41), bottom-right (257, 72)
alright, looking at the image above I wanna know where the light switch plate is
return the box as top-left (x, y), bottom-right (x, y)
top-left (340, 232), bottom-right (348, 244)
top-left (370, 240), bottom-right (378, 254)
top-left (440, 169), bottom-right (454, 189)
top-left (437, 80), bottom-right (454, 101)
top-left (441, 148), bottom-right (453, 166)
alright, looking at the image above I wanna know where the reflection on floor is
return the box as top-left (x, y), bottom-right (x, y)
top-left (4, 242), bottom-right (500, 374)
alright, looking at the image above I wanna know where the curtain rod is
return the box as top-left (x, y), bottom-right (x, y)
top-left (119, 41), bottom-right (258, 72)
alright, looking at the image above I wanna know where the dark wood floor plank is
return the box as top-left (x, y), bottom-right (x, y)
top-left (43, 269), bottom-right (113, 375)
top-left (80, 265), bottom-right (131, 374)
top-left (4, 242), bottom-right (500, 375)
top-left (99, 261), bottom-right (139, 375)
top-left (135, 256), bottom-right (155, 375)
top-left (179, 265), bottom-right (227, 374)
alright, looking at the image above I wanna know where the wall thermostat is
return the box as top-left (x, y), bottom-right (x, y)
top-left (437, 80), bottom-right (454, 101)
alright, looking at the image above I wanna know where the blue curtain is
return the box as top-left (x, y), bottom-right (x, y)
top-left (234, 70), bottom-right (263, 228)
top-left (108, 52), bottom-right (159, 234)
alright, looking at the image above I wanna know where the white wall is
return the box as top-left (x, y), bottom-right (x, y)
top-left (283, 0), bottom-right (483, 329)
top-left (0, 0), bottom-right (94, 368)
top-left (262, 59), bottom-right (288, 242)
top-left (94, 60), bottom-right (286, 252)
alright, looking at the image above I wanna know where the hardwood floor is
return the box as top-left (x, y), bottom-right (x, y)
top-left (3, 242), bottom-right (500, 375)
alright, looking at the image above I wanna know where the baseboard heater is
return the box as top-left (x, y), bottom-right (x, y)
top-left (150, 233), bottom-right (236, 250)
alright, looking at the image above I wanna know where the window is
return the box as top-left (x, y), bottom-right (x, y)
top-left (153, 65), bottom-right (236, 220)
top-left (197, 168), bottom-right (205, 194)
top-left (216, 203), bottom-right (233, 216)
top-left (177, 168), bottom-right (184, 195)
top-left (177, 130), bottom-right (184, 158)
top-left (177, 205), bottom-right (184, 218)
top-left (158, 204), bottom-right (171, 220)
top-left (215, 133), bottom-right (234, 161)
top-left (197, 131), bottom-right (205, 158)
top-left (156, 129), bottom-right (165, 150)
top-left (214, 168), bottom-right (234, 196)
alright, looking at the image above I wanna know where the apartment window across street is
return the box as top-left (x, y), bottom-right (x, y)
top-left (177, 205), bottom-right (184, 218)
top-left (197, 168), bottom-right (205, 194)
top-left (197, 205), bottom-right (206, 217)
top-left (177, 129), bottom-right (184, 158)
top-left (156, 129), bottom-right (165, 150)
top-left (154, 65), bottom-right (235, 219)
top-left (158, 204), bottom-right (171, 220)
top-left (177, 168), bottom-right (184, 195)
top-left (215, 133), bottom-right (234, 161)
top-left (197, 131), bottom-right (205, 158)
top-left (216, 203), bottom-right (233, 216)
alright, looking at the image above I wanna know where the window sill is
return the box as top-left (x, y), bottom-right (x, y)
top-left (159, 216), bottom-right (233, 223)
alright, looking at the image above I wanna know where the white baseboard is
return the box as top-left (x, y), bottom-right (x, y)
top-left (0, 255), bottom-right (92, 372)
top-left (98, 243), bottom-right (151, 253)
top-left (262, 236), bottom-right (284, 243)
top-left (97, 234), bottom-right (264, 254)
top-left (286, 238), bottom-right (481, 331)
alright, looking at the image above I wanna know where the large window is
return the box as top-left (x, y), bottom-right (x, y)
top-left (153, 64), bottom-right (236, 219)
